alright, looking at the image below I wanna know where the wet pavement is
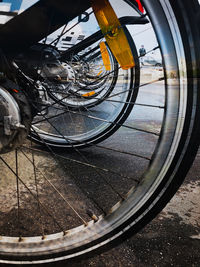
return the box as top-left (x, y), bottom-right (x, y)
top-left (51, 149), bottom-right (200, 267)
top-left (45, 77), bottom-right (199, 266)
top-left (1, 69), bottom-right (200, 266)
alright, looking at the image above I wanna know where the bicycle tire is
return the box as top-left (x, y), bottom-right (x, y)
top-left (30, 30), bottom-right (140, 148)
top-left (0, 0), bottom-right (200, 265)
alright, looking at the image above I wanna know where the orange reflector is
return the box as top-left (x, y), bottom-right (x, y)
top-left (91, 0), bottom-right (135, 70)
top-left (82, 91), bottom-right (96, 97)
top-left (99, 42), bottom-right (111, 71)
top-left (97, 70), bottom-right (103, 76)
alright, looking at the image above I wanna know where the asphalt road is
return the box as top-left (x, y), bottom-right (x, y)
top-left (1, 71), bottom-right (199, 266)
top-left (45, 149), bottom-right (200, 267)
top-left (48, 78), bottom-right (200, 267)
top-left (41, 77), bottom-right (199, 266)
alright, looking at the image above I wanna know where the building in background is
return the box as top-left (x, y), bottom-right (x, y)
top-left (1, 0), bottom-right (23, 11)
top-left (0, 0), bottom-right (86, 51)
top-left (0, 0), bottom-right (23, 25)
top-left (45, 23), bottom-right (86, 51)
top-left (0, 1), bottom-right (12, 24)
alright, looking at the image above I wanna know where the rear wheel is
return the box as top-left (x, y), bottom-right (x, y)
top-left (46, 44), bottom-right (120, 109)
top-left (30, 37), bottom-right (140, 148)
top-left (0, 0), bottom-right (200, 264)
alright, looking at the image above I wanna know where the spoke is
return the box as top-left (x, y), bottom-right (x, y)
top-left (32, 110), bottom-right (66, 125)
top-left (53, 24), bottom-right (68, 47)
top-left (50, 98), bottom-right (164, 109)
top-left (106, 77), bottom-right (164, 101)
top-left (50, 10), bottom-right (94, 46)
top-left (0, 156), bottom-right (66, 236)
top-left (19, 148), bottom-right (88, 226)
top-left (135, 102), bottom-right (164, 109)
top-left (34, 99), bottom-right (152, 160)
top-left (38, 67), bottom-right (120, 114)
top-left (31, 126), bottom-right (139, 205)
top-left (23, 144), bottom-right (140, 185)
top-left (94, 145), bottom-right (151, 161)
top-left (30, 140), bottom-right (45, 237)
top-left (77, 101), bottom-right (99, 129)
top-left (28, 128), bottom-right (107, 215)
top-left (29, 129), bottom-right (140, 185)
top-left (15, 149), bottom-right (21, 241)
top-left (139, 46), bottom-right (160, 57)
top-left (54, 153), bottom-right (139, 184)
top-left (40, 45), bottom-right (162, 114)
top-left (133, 26), bottom-right (156, 38)
top-left (33, 103), bottom-right (160, 136)
top-left (71, 75), bottom-right (164, 108)
top-left (32, 76), bottom-right (164, 126)
top-left (33, 118), bottom-right (132, 199)
top-left (37, 88), bottom-right (165, 110)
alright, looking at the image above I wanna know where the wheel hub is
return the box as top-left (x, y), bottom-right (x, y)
top-left (40, 60), bottom-right (76, 83)
top-left (0, 86), bottom-right (31, 154)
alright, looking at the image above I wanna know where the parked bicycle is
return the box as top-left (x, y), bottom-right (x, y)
top-left (0, 0), bottom-right (199, 265)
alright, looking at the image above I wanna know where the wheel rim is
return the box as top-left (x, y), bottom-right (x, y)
top-left (46, 45), bottom-right (119, 108)
top-left (0, 0), bottom-right (195, 264)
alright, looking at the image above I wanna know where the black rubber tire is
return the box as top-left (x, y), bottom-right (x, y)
top-left (30, 0), bottom-right (200, 260)
top-left (0, 0), bottom-right (200, 265)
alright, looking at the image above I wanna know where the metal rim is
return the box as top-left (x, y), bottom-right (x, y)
top-left (0, 0), bottom-right (195, 264)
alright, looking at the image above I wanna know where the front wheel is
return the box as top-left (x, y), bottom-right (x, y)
top-left (0, 0), bottom-right (200, 264)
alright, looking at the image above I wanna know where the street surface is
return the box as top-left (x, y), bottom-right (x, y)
top-left (52, 70), bottom-right (199, 267)
top-left (43, 71), bottom-right (199, 266)
top-left (1, 68), bottom-right (199, 266)
top-left (46, 150), bottom-right (200, 267)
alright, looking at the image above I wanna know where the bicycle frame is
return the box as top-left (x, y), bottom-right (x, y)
top-left (0, 0), bottom-right (91, 56)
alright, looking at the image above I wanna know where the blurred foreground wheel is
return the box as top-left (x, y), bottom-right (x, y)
top-left (0, 0), bottom-right (200, 264)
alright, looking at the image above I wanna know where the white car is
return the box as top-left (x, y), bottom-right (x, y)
top-left (141, 55), bottom-right (162, 67)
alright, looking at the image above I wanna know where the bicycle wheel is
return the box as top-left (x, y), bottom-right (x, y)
top-left (30, 33), bottom-right (140, 148)
top-left (0, 0), bottom-right (200, 265)
top-left (46, 43), bottom-right (120, 109)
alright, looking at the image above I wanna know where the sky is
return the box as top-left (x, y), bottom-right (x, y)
top-left (20, 0), bottom-right (38, 10)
